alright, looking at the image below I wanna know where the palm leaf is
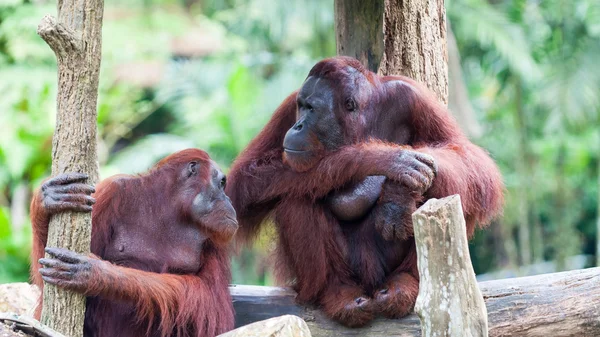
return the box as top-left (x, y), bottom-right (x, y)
top-left (449, 0), bottom-right (540, 80)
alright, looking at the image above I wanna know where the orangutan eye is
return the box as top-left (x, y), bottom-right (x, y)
top-left (188, 162), bottom-right (198, 176)
top-left (345, 98), bottom-right (357, 111)
top-left (220, 176), bottom-right (227, 189)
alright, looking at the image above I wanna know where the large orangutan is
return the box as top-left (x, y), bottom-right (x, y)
top-left (30, 149), bottom-right (237, 337)
top-left (226, 56), bottom-right (503, 327)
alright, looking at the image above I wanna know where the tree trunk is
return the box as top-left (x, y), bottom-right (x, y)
top-left (334, 0), bottom-right (384, 72)
top-left (514, 79), bottom-right (532, 266)
top-left (335, 0), bottom-right (448, 104)
top-left (219, 315), bottom-right (311, 337)
top-left (36, 0), bottom-right (104, 335)
top-left (9, 182), bottom-right (29, 232)
top-left (447, 25), bottom-right (481, 138)
top-left (553, 141), bottom-right (578, 271)
top-left (226, 266), bottom-right (600, 337)
top-left (378, 0), bottom-right (448, 103)
top-left (413, 195), bottom-right (488, 337)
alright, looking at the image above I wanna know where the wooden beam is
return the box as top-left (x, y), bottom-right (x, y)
top-left (231, 267), bottom-right (600, 337)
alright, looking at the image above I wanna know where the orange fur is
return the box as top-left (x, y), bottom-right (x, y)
top-left (226, 57), bottom-right (504, 326)
top-left (30, 149), bottom-right (234, 337)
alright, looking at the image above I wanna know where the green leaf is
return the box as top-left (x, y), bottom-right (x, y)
top-left (449, 0), bottom-right (541, 81)
top-left (0, 207), bottom-right (10, 239)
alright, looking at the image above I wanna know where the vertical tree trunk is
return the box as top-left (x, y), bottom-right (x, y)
top-left (9, 183), bottom-right (29, 232)
top-left (378, 0), bottom-right (448, 103)
top-left (335, 0), bottom-right (448, 104)
top-left (553, 141), bottom-right (577, 271)
top-left (447, 25), bottom-right (481, 138)
top-left (334, 0), bottom-right (384, 72)
top-left (36, 0), bottom-right (104, 335)
top-left (514, 79), bottom-right (532, 266)
top-left (531, 213), bottom-right (545, 263)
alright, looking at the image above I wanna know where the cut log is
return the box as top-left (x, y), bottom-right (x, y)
top-left (218, 315), bottom-right (311, 337)
top-left (229, 267), bottom-right (600, 337)
top-left (413, 195), bottom-right (488, 336)
top-left (2, 270), bottom-right (600, 337)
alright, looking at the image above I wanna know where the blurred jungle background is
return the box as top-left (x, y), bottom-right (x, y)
top-left (0, 0), bottom-right (598, 284)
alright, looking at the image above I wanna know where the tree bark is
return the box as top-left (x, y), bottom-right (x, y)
top-left (447, 26), bottom-right (481, 137)
top-left (334, 0), bottom-right (384, 72)
top-left (335, 0), bottom-right (448, 104)
top-left (3, 275), bottom-right (600, 337)
top-left (36, 0), bottom-right (104, 335)
top-left (412, 195), bottom-right (488, 337)
top-left (0, 313), bottom-right (67, 337)
top-left (378, 0), bottom-right (448, 103)
top-left (227, 266), bottom-right (600, 336)
top-left (514, 79), bottom-right (532, 266)
top-left (553, 141), bottom-right (578, 270)
top-left (218, 315), bottom-right (311, 337)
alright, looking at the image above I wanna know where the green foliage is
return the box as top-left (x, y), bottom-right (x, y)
top-left (0, 206), bottom-right (31, 283)
top-left (454, 0), bottom-right (600, 272)
top-left (449, 0), bottom-right (540, 81)
top-left (0, 0), bottom-right (598, 283)
top-left (0, 0), bottom-right (334, 284)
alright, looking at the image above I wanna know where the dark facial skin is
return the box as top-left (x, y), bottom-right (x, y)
top-left (188, 160), bottom-right (238, 244)
top-left (38, 161), bottom-right (238, 289)
top-left (283, 76), bottom-right (345, 171)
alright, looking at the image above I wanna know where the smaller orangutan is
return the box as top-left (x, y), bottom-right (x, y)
top-left (30, 149), bottom-right (237, 337)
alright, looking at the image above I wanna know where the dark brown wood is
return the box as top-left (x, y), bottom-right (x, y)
top-left (231, 267), bottom-right (600, 337)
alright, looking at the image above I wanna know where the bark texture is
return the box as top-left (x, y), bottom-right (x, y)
top-left (37, 0), bottom-right (103, 335)
top-left (413, 195), bottom-right (488, 337)
top-left (229, 268), bottom-right (600, 336)
top-left (4, 276), bottom-right (600, 337)
top-left (514, 79), bottom-right (532, 266)
top-left (218, 315), bottom-right (311, 337)
top-left (334, 0), bottom-right (384, 72)
top-left (447, 26), bottom-right (481, 137)
top-left (0, 313), bottom-right (66, 337)
top-left (379, 0), bottom-right (448, 103)
top-left (334, 0), bottom-right (448, 105)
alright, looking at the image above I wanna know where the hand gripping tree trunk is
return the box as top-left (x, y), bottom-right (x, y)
top-left (37, 0), bottom-right (104, 335)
